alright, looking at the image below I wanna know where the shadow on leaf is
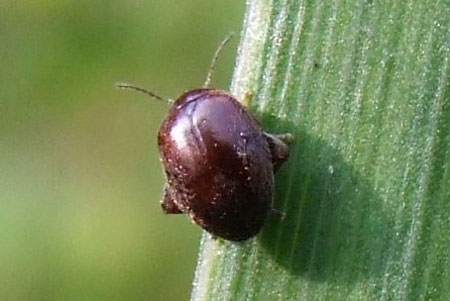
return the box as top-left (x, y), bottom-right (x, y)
top-left (259, 118), bottom-right (393, 283)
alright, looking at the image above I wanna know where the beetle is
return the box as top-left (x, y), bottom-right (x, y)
top-left (117, 34), bottom-right (291, 241)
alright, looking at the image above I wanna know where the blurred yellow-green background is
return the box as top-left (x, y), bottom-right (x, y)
top-left (0, 1), bottom-right (244, 299)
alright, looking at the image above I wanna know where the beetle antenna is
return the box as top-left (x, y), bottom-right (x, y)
top-left (203, 32), bottom-right (234, 88)
top-left (116, 82), bottom-right (172, 103)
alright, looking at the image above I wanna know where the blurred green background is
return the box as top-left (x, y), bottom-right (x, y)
top-left (0, 1), bottom-right (244, 299)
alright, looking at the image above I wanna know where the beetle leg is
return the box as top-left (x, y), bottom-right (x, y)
top-left (263, 132), bottom-right (292, 172)
top-left (269, 207), bottom-right (286, 221)
top-left (273, 133), bottom-right (294, 144)
top-left (242, 90), bottom-right (253, 108)
top-left (161, 186), bottom-right (183, 214)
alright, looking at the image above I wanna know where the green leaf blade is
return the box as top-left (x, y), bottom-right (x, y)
top-left (192, 0), bottom-right (450, 300)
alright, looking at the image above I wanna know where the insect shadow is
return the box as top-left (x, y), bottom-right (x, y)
top-left (258, 117), bottom-right (393, 283)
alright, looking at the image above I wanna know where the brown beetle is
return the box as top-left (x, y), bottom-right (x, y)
top-left (118, 34), bottom-right (291, 241)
